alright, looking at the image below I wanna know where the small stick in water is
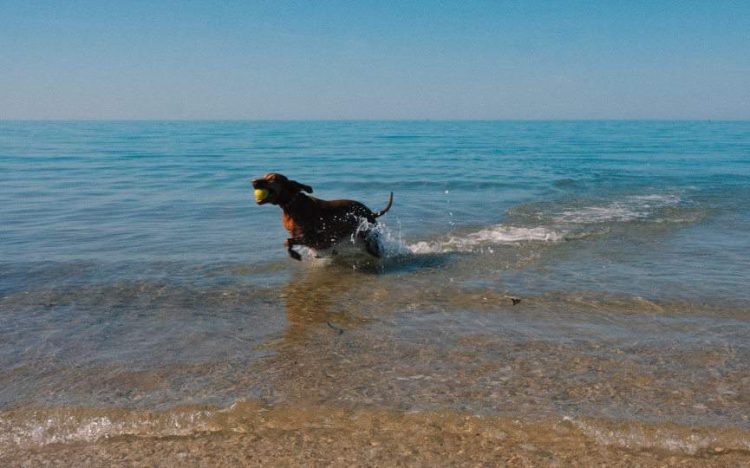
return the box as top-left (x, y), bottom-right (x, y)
top-left (327, 321), bottom-right (345, 335)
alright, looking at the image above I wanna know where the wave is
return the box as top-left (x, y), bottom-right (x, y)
top-left (2, 402), bottom-right (748, 458)
top-left (0, 406), bottom-right (218, 449)
top-left (552, 194), bottom-right (684, 224)
top-left (567, 416), bottom-right (750, 456)
top-left (407, 225), bottom-right (564, 254)
top-left (396, 193), bottom-right (697, 256)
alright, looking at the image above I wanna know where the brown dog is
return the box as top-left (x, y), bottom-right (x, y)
top-left (252, 173), bottom-right (393, 260)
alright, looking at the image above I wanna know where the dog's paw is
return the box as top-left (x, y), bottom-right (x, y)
top-left (288, 249), bottom-right (302, 261)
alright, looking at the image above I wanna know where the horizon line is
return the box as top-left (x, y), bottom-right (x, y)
top-left (2, 118), bottom-right (749, 123)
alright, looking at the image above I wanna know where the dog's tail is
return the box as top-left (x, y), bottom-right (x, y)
top-left (373, 192), bottom-right (394, 218)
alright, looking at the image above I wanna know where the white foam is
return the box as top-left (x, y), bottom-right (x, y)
top-left (565, 416), bottom-right (750, 455)
top-left (407, 225), bottom-right (564, 254)
top-left (555, 205), bottom-right (641, 223)
top-left (554, 195), bottom-right (681, 224)
top-left (0, 410), bottom-right (218, 448)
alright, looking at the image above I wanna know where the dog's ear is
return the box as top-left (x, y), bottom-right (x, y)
top-left (291, 180), bottom-right (313, 193)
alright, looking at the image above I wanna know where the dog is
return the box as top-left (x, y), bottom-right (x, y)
top-left (251, 173), bottom-right (393, 260)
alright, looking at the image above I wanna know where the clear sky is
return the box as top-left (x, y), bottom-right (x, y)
top-left (1, 1), bottom-right (749, 119)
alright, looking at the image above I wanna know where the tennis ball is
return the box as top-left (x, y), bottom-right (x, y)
top-left (254, 188), bottom-right (269, 202)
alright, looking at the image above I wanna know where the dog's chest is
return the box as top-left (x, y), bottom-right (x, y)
top-left (281, 212), bottom-right (299, 235)
top-left (282, 209), bottom-right (362, 247)
top-left (281, 211), bottom-right (332, 238)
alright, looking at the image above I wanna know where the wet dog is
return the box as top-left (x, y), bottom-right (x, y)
top-left (251, 173), bottom-right (393, 260)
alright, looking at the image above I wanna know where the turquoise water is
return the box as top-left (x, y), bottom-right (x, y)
top-left (1, 121), bottom-right (749, 450)
top-left (2, 121), bottom-right (749, 298)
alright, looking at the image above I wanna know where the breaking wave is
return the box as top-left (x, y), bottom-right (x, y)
top-left (566, 416), bottom-right (750, 456)
top-left (398, 193), bottom-right (696, 255)
top-left (2, 403), bottom-right (748, 457)
top-left (552, 194), bottom-right (684, 224)
top-left (407, 225), bottom-right (564, 254)
top-left (0, 407), bottom-right (219, 449)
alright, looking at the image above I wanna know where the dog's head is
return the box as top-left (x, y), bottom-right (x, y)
top-left (251, 173), bottom-right (313, 205)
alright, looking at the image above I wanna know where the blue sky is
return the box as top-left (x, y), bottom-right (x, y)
top-left (1, 1), bottom-right (748, 119)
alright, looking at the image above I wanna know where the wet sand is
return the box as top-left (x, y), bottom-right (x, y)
top-left (2, 402), bottom-right (748, 467)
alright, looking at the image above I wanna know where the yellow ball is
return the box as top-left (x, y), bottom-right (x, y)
top-left (254, 188), bottom-right (269, 202)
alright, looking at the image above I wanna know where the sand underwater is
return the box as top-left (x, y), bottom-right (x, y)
top-left (1, 121), bottom-right (749, 465)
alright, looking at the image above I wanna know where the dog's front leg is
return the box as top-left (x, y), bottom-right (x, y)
top-left (284, 238), bottom-right (303, 261)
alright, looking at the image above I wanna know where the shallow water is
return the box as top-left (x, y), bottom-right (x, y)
top-left (1, 121), bottom-right (749, 459)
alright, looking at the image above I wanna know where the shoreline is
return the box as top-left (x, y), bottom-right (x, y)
top-left (2, 401), bottom-right (748, 466)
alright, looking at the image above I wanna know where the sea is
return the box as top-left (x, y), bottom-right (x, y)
top-left (1, 121), bottom-right (749, 462)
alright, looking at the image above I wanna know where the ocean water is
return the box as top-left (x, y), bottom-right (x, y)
top-left (1, 121), bottom-right (749, 460)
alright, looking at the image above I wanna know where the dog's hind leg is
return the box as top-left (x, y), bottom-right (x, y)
top-left (361, 230), bottom-right (384, 258)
